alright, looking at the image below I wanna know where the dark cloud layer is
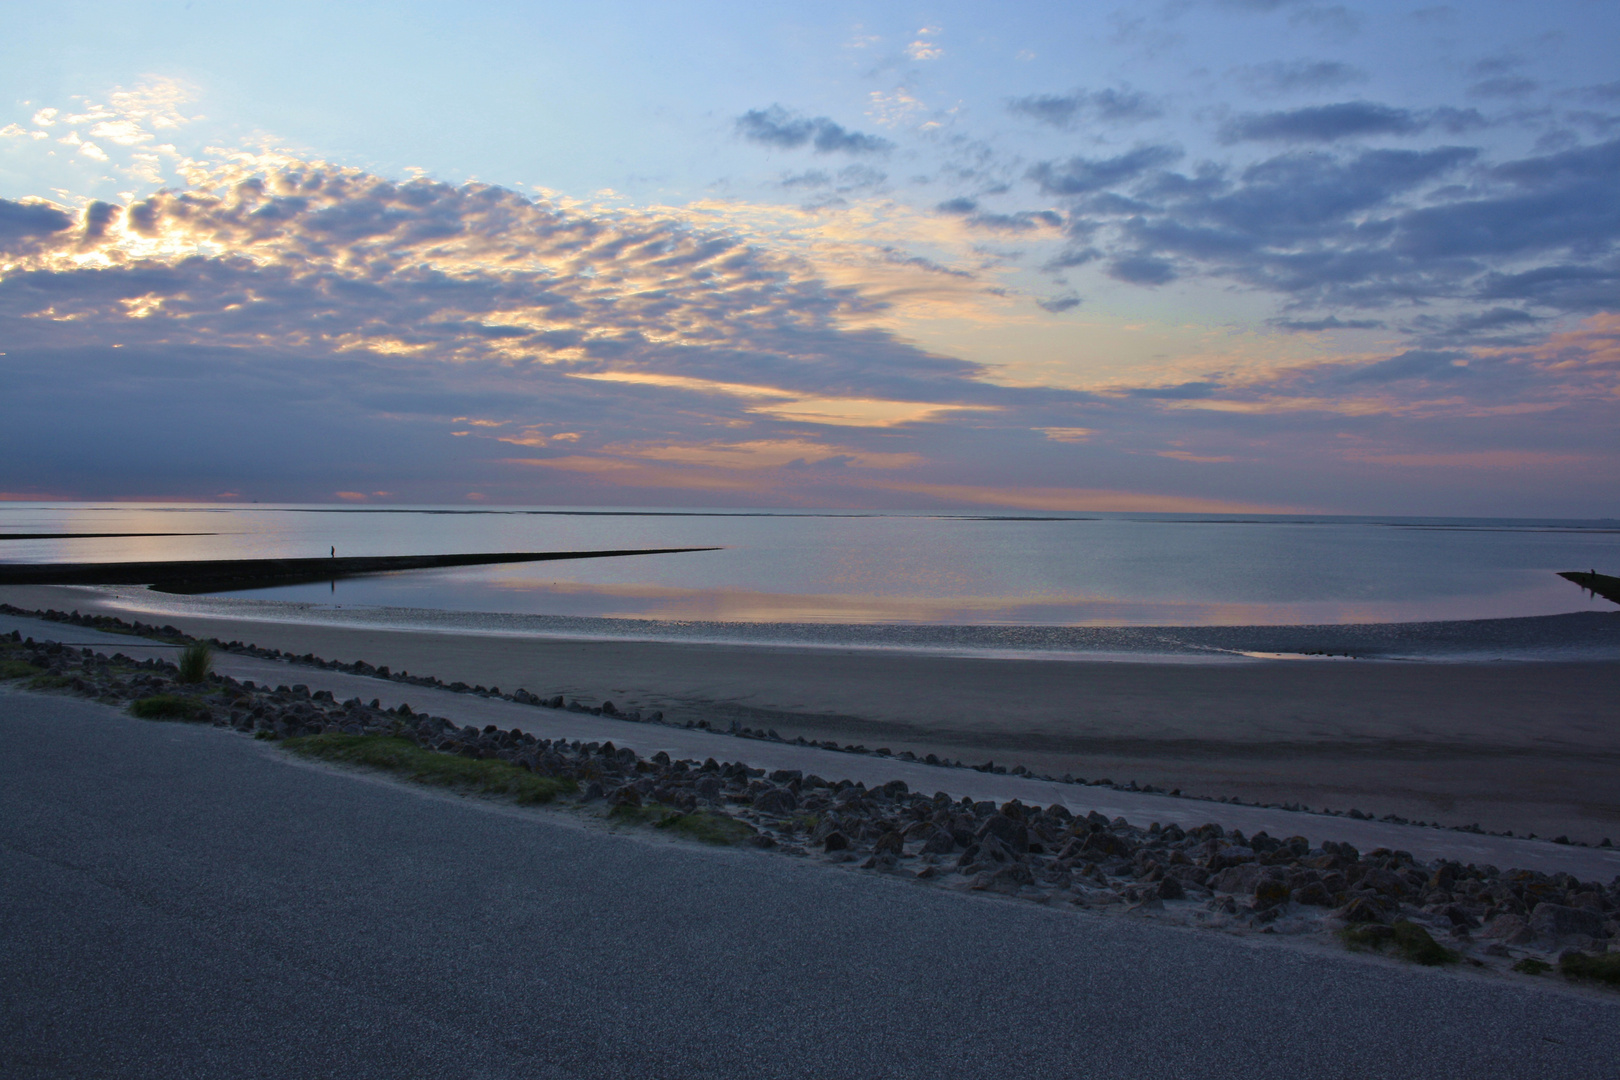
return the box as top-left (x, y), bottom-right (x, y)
top-left (1009, 132), bottom-right (1620, 322)
top-left (736, 106), bottom-right (892, 155)
top-left (1235, 60), bottom-right (1366, 95)
top-left (1220, 101), bottom-right (1484, 143)
top-left (0, 154), bottom-right (1615, 513)
top-left (1007, 87), bottom-right (1162, 127)
top-left (1028, 146), bottom-right (1183, 195)
top-left (0, 198), bottom-right (73, 243)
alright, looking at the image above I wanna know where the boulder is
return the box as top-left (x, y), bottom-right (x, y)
top-left (1336, 894), bottom-right (1396, 924)
top-left (976, 814), bottom-right (1030, 853)
top-left (1356, 867), bottom-right (1410, 899)
top-left (823, 831), bottom-right (851, 852)
top-left (1212, 864), bottom-right (1263, 895)
top-left (1478, 914), bottom-right (1536, 945)
top-left (972, 863), bottom-right (1035, 894)
top-left (873, 831), bottom-right (905, 856)
top-left (753, 788), bottom-right (797, 815)
top-left (1291, 881), bottom-right (1335, 907)
top-left (1208, 846), bottom-right (1257, 871)
top-left (1253, 878), bottom-right (1291, 909)
top-left (1530, 902), bottom-right (1605, 941)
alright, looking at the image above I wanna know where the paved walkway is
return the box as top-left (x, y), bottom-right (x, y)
top-left (3, 689), bottom-right (1617, 1079)
top-left (6, 612), bottom-right (1619, 881)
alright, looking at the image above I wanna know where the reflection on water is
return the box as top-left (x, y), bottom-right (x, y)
top-left (206, 572), bottom-right (1612, 627)
top-left (1, 503), bottom-right (1617, 633)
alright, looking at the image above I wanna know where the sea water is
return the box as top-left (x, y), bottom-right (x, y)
top-left (2, 503), bottom-right (1617, 660)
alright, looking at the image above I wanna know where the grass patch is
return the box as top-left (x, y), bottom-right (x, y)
top-left (607, 803), bottom-right (756, 846)
top-left (1513, 957), bottom-right (1553, 976)
top-left (1, 659), bottom-right (42, 679)
top-left (655, 810), bottom-right (758, 846)
top-left (177, 640), bottom-right (212, 684)
top-left (1560, 951), bottom-right (1620, 987)
top-left (283, 733), bottom-right (575, 805)
top-left (1339, 920), bottom-right (1459, 966)
top-left (28, 673), bottom-right (75, 690)
top-left (608, 802), bottom-right (669, 826)
top-left (130, 693), bottom-right (210, 720)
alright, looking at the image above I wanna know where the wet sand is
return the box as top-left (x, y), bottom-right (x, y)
top-left (7, 583), bottom-right (1619, 843)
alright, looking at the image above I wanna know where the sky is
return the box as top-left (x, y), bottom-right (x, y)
top-left (1, 0), bottom-right (1617, 516)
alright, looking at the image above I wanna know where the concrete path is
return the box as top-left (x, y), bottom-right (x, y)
top-left (3, 688), bottom-right (1618, 1079)
top-left (6, 612), bottom-right (1619, 882)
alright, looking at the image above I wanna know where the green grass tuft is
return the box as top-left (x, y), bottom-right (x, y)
top-left (1512, 957), bottom-right (1553, 976)
top-left (283, 733), bottom-right (575, 805)
top-left (607, 802), bottom-right (669, 826)
top-left (1, 659), bottom-right (42, 680)
top-left (1560, 951), bottom-right (1620, 987)
top-left (1339, 920), bottom-right (1459, 966)
top-left (28, 673), bottom-right (75, 690)
top-left (130, 693), bottom-right (210, 719)
top-left (655, 810), bottom-right (758, 846)
top-left (177, 640), bottom-right (212, 684)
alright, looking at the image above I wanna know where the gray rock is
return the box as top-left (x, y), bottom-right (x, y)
top-left (1212, 864), bottom-right (1262, 895)
top-left (1292, 881), bottom-right (1335, 907)
top-left (1336, 894), bottom-right (1395, 924)
top-left (972, 863), bottom-right (1035, 894)
top-left (1479, 914), bottom-right (1536, 945)
top-left (753, 788), bottom-right (797, 815)
top-left (823, 831), bottom-right (850, 852)
top-left (922, 830), bottom-right (956, 855)
top-left (1530, 902), bottom-right (1606, 941)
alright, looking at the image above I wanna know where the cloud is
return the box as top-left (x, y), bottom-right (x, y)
top-left (1269, 315), bottom-right (1386, 331)
top-left (1394, 138), bottom-right (1620, 260)
top-left (1027, 145), bottom-right (1182, 195)
top-left (1469, 76), bottom-right (1538, 99)
top-left (1130, 381), bottom-right (1220, 399)
top-left (1235, 60), bottom-right (1366, 95)
top-left (2, 113), bottom-right (1616, 515)
top-left (1220, 101), bottom-right (1483, 143)
top-left (736, 106), bottom-right (893, 155)
top-left (1007, 87), bottom-right (1162, 128)
top-left (1107, 254), bottom-right (1177, 285)
top-left (0, 199), bottom-right (74, 243)
top-left (1338, 349), bottom-right (1469, 383)
top-left (934, 197), bottom-right (1062, 232)
top-left (1405, 306), bottom-right (1542, 341)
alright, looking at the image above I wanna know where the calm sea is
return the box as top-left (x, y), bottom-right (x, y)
top-left (3, 503), bottom-right (1618, 660)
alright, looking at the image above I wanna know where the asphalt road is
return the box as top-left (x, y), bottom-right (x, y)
top-left (3, 689), bottom-right (1618, 1079)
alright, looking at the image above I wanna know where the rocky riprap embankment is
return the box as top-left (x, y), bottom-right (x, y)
top-left (3, 615), bottom-right (1618, 987)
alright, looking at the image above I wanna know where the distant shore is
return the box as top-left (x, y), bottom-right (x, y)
top-left (6, 581), bottom-right (1618, 843)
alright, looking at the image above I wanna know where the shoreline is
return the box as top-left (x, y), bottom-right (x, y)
top-left (3, 617), bottom-right (1617, 994)
top-left (5, 583), bottom-right (1620, 844)
top-left (31, 581), bottom-right (1620, 663)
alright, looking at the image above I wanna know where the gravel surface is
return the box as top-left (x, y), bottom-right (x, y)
top-left (3, 689), bottom-right (1618, 1079)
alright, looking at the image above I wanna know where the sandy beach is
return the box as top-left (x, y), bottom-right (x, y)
top-left (8, 582), bottom-right (1618, 844)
